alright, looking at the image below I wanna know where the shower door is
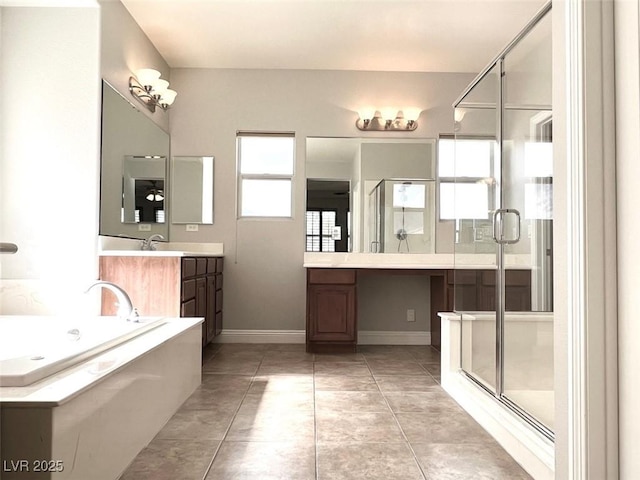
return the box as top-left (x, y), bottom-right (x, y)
top-left (454, 3), bottom-right (553, 437)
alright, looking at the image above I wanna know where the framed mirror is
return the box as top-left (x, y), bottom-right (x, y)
top-left (172, 156), bottom-right (215, 224)
top-left (100, 81), bottom-right (170, 239)
top-left (305, 137), bottom-right (436, 253)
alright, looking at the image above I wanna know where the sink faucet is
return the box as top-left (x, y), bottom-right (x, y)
top-left (141, 234), bottom-right (166, 251)
top-left (86, 281), bottom-right (139, 321)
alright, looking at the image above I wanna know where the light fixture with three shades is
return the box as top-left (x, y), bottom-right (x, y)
top-left (129, 68), bottom-right (177, 113)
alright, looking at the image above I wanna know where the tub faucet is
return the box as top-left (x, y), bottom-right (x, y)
top-left (141, 234), bottom-right (165, 251)
top-left (86, 281), bottom-right (139, 322)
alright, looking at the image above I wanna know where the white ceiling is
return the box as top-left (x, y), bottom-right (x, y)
top-left (120, 0), bottom-right (547, 73)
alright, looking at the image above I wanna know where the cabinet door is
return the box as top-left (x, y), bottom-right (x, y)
top-left (181, 298), bottom-right (196, 317)
top-left (196, 277), bottom-right (207, 346)
top-left (206, 275), bottom-right (216, 343)
top-left (308, 285), bottom-right (356, 342)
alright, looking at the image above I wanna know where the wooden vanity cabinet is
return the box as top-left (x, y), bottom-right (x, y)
top-left (99, 255), bottom-right (223, 347)
top-left (306, 269), bottom-right (357, 353)
top-left (430, 268), bottom-right (532, 350)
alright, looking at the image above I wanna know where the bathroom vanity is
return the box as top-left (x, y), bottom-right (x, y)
top-left (304, 254), bottom-right (532, 353)
top-left (99, 246), bottom-right (224, 347)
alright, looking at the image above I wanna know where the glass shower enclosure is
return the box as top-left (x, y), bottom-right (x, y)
top-left (368, 179), bottom-right (436, 253)
top-left (452, 3), bottom-right (553, 438)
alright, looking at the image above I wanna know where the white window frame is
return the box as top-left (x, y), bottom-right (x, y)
top-left (437, 135), bottom-right (497, 221)
top-left (237, 132), bottom-right (295, 219)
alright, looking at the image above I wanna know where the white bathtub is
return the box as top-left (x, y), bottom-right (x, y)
top-left (0, 315), bottom-right (202, 480)
top-left (0, 316), bottom-right (165, 387)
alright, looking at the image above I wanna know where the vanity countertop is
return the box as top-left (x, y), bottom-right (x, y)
top-left (99, 250), bottom-right (221, 257)
top-left (303, 253), bottom-right (532, 269)
top-left (98, 236), bottom-right (223, 257)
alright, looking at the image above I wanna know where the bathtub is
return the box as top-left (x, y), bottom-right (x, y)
top-left (0, 316), bottom-right (166, 387)
top-left (0, 315), bottom-right (202, 480)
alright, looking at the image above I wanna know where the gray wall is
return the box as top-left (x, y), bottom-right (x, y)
top-left (168, 68), bottom-right (475, 332)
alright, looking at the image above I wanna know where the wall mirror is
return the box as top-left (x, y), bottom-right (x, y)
top-left (305, 137), bottom-right (436, 253)
top-left (100, 81), bottom-right (170, 239)
top-left (172, 156), bottom-right (215, 224)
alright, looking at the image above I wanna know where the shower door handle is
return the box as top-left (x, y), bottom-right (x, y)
top-left (492, 209), bottom-right (521, 245)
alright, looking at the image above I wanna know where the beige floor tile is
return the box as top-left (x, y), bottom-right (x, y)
top-left (314, 361), bottom-right (372, 376)
top-left (261, 350), bottom-right (315, 362)
top-left (237, 391), bottom-right (314, 415)
top-left (316, 411), bottom-right (404, 443)
top-left (412, 443), bottom-right (532, 479)
top-left (225, 411), bottom-right (315, 442)
top-left (256, 362), bottom-right (315, 375)
top-left (155, 409), bottom-right (233, 441)
top-left (180, 388), bottom-right (246, 413)
top-left (315, 390), bottom-right (390, 413)
top-left (367, 360), bottom-right (427, 376)
top-left (396, 411), bottom-right (495, 444)
top-left (314, 352), bottom-right (366, 362)
top-left (375, 374), bottom-right (439, 392)
top-left (420, 363), bottom-right (441, 377)
top-left (383, 391), bottom-right (463, 413)
top-left (314, 375), bottom-right (379, 391)
top-left (200, 373), bottom-right (253, 392)
top-left (317, 442), bottom-right (425, 480)
top-left (205, 442), bottom-right (315, 480)
top-left (249, 374), bottom-right (314, 393)
top-left (202, 359), bottom-right (261, 375)
top-left (120, 439), bottom-right (219, 480)
top-left (405, 346), bottom-right (441, 363)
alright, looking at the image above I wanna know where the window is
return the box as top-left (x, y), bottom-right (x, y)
top-left (237, 132), bottom-right (295, 217)
top-left (438, 137), bottom-right (496, 220)
top-left (306, 210), bottom-right (337, 252)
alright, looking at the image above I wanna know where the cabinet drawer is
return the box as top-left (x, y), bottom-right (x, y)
top-left (182, 258), bottom-right (197, 278)
top-left (216, 257), bottom-right (224, 273)
top-left (481, 270), bottom-right (531, 286)
top-left (447, 269), bottom-right (478, 285)
top-left (182, 279), bottom-right (196, 302)
top-left (215, 274), bottom-right (223, 290)
top-left (308, 269), bottom-right (356, 285)
top-left (196, 258), bottom-right (207, 276)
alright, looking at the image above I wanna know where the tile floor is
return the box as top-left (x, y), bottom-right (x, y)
top-left (119, 344), bottom-right (531, 480)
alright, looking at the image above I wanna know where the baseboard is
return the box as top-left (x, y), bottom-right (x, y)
top-left (216, 329), bottom-right (305, 343)
top-left (358, 330), bottom-right (431, 345)
top-left (216, 329), bottom-right (431, 345)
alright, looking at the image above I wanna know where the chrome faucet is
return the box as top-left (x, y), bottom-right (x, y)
top-left (86, 281), bottom-right (139, 321)
top-left (141, 234), bottom-right (165, 251)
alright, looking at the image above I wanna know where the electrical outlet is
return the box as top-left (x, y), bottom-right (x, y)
top-left (186, 224), bottom-right (199, 232)
top-left (407, 309), bottom-right (416, 322)
top-left (138, 224), bottom-right (151, 231)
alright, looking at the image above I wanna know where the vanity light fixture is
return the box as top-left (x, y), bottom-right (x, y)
top-left (453, 109), bottom-right (467, 132)
top-left (356, 107), bottom-right (421, 131)
top-left (129, 68), bottom-right (177, 113)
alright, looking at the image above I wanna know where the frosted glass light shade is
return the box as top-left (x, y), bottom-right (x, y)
top-left (150, 79), bottom-right (169, 95)
top-left (160, 89), bottom-right (177, 106)
top-left (403, 107), bottom-right (422, 122)
top-left (358, 108), bottom-right (376, 121)
top-left (135, 68), bottom-right (161, 87)
top-left (380, 107), bottom-right (398, 121)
